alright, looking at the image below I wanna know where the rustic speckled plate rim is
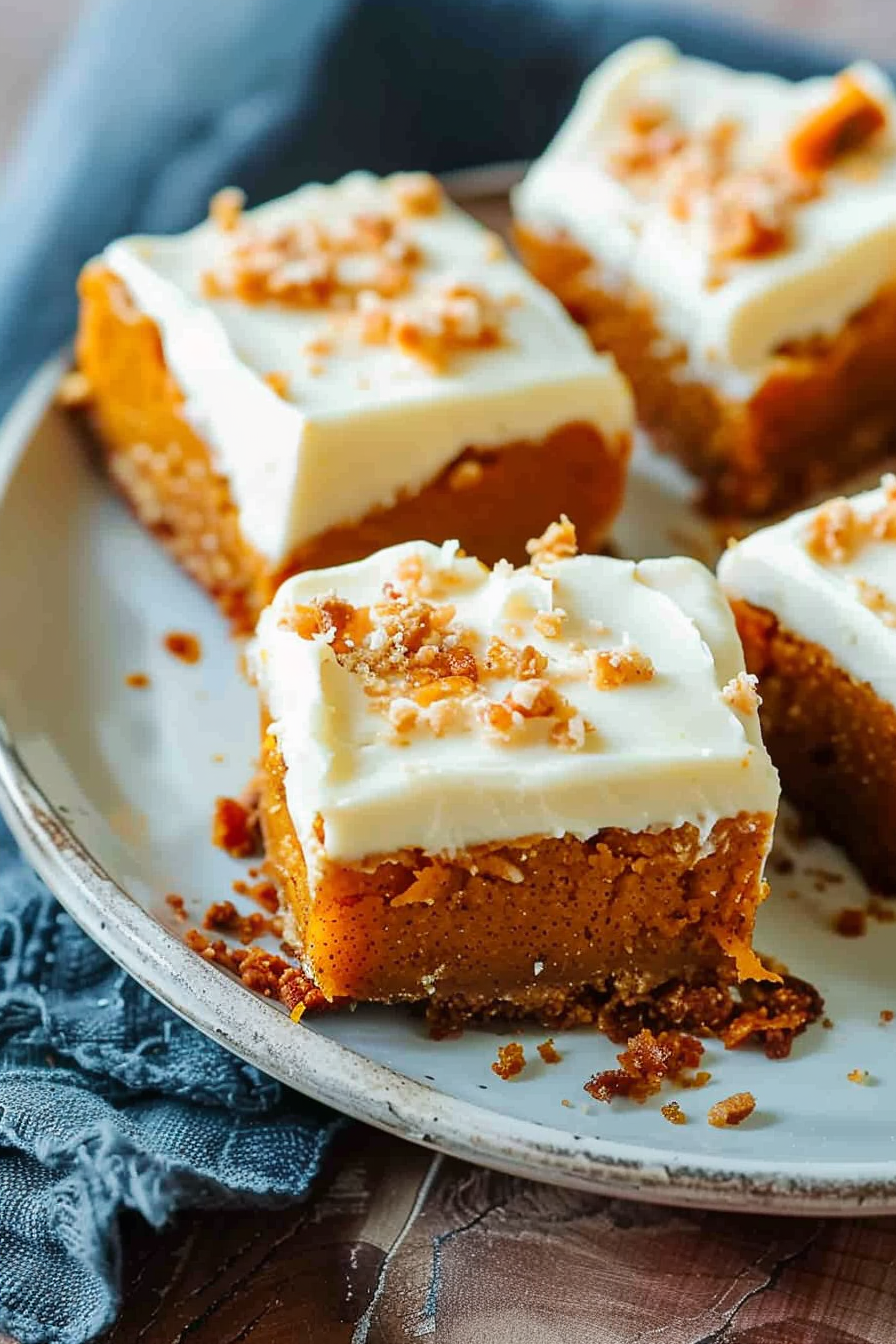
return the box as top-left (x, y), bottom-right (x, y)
top-left (2, 359), bottom-right (895, 1216)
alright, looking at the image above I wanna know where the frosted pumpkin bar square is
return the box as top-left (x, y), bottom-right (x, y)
top-left (719, 477), bottom-right (896, 893)
top-left (250, 520), bottom-right (781, 1031)
top-left (513, 39), bottom-right (896, 515)
top-left (73, 171), bottom-right (632, 631)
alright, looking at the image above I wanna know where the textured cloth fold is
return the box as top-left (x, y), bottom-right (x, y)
top-left (0, 817), bottom-right (343, 1344)
top-left (0, 1), bottom-right (847, 1340)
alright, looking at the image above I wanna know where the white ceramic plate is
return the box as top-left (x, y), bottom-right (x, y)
top-left (2, 199), bottom-right (896, 1215)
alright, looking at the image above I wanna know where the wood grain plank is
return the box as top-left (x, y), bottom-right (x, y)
top-left (99, 1127), bottom-right (436, 1344)
top-left (360, 1160), bottom-right (896, 1344)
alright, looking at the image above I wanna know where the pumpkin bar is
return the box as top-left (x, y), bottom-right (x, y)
top-left (720, 478), bottom-right (896, 893)
top-left (250, 520), bottom-right (780, 1028)
top-left (513, 39), bottom-right (896, 516)
top-left (74, 171), bottom-right (632, 631)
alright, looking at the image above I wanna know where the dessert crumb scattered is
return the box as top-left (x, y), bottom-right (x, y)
top-left (492, 1041), bottom-right (526, 1080)
top-left (822, 1017), bottom-right (835, 1030)
top-left (184, 928), bottom-right (331, 1014)
top-left (847, 1068), bottom-right (871, 1085)
top-left (832, 907), bottom-right (867, 938)
top-left (707, 1092), bottom-right (756, 1128)
top-left (212, 793), bottom-right (262, 859)
top-left (537, 1038), bottom-right (562, 1064)
top-left (661, 1101), bottom-right (687, 1125)
top-left (163, 631), bottom-right (202, 664)
top-left (165, 893), bottom-right (187, 921)
top-left (880, 1009), bottom-right (894, 1025)
top-left (125, 672), bottom-right (150, 689)
top-left (232, 877), bottom-right (280, 913)
top-left (584, 1029), bottom-right (704, 1104)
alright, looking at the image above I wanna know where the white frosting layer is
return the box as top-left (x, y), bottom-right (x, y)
top-left (102, 172), bottom-right (631, 564)
top-left (514, 39), bottom-right (896, 396)
top-left (718, 483), bottom-right (896, 705)
top-left (252, 538), bottom-right (779, 866)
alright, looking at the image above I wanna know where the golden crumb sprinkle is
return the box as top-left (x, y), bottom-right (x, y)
top-left (533, 609), bottom-right (567, 639)
top-left (805, 497), bottom-right (864, 563)
top-left (847, 1068), bottom-right (871, 1085)
top-left (387, 697), bottom-right (419, 735)
top-left (721, 671), bottom-right (760, 714)
top-left (608, 105), bottom-right (687, 178)
top-left (881, 1009), bottom-right (894, 1024)
top-left (492, 1041), bottom-right (526, 1080)
top-left (526, 515), bottom-right (578, 566)
top-left (263, 370), bottom-right (290, 398)
top-left (707, 1091), bottom-right (756, 1127)
top-left (57, 369), bottom-right (92, 407)
top-left (358, 280), bottom-right (507, 372)
top-left (589, 647), bottom-right (655, 690)
top-left (788, 73), bottom-right (886, 177)
top-left (584, 1029), bottom-right (705, 1104)
top-left (209, 186), bottom-right (246, 232)
top-left (708, 167), bottom-right (807, 264)
top-left (388, 171), bottom-right (444, 216)
top-left (661, 1101), bottom-right (687, 1125)
top-left (537, 1038), bottom-right (562, 1064)
top-left (125, 672), bottom-right (150, 690)
top-left (805, 479), bottom-right (896, 566)
top-left (854, 578), bottom-right (896, 628)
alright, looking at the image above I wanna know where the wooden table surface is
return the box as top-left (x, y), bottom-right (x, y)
top-left (2, 3), bottom-right (896, 1342)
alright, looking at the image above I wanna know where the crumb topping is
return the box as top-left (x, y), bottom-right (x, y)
top-left (526, 515), bottom-right (578, 567)
top-left (388, 171), bottom-right (445, 217)
top-left (707, 1091), bottom-right (756, 1127)
top-left (804, 476), bottom-right (896, 565)
top-left (209, 186), bottom-right (247, 232)
top-left (721, 671), bottom-right (760, 714)
top-left (787, 73), bottom-right (887, 177)
top-left (200, 173), bottom-right (513, 373)
top-left (354, 281), bottom-right (509, 372)
top-left (492, 1041), bottom-right (526, 1079)
top-left (278, 537), bottom-right (647, 756)
top-left (604, 68), bottom-right (886, 276)
top-left (853, 578), bottom-right (896, 628)
top-left (589, 647), bottom-right (655, 689)
top-left (537, 1038), bottom-right (562, 1064)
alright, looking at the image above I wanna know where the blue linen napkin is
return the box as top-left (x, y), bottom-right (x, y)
top-left (0, 815), bottom-right (344, 1343)
top-left (0, 2), bottom-right (846, 1341)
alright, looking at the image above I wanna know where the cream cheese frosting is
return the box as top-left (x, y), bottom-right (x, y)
top-left (513, 39), bottom-right (896, 395)
top-left (718, 480), bottom-right (896, 706)
top-left (102, 172), bottom-right (631, 565)
top-left (251, 535), bottom-right (779, 868)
